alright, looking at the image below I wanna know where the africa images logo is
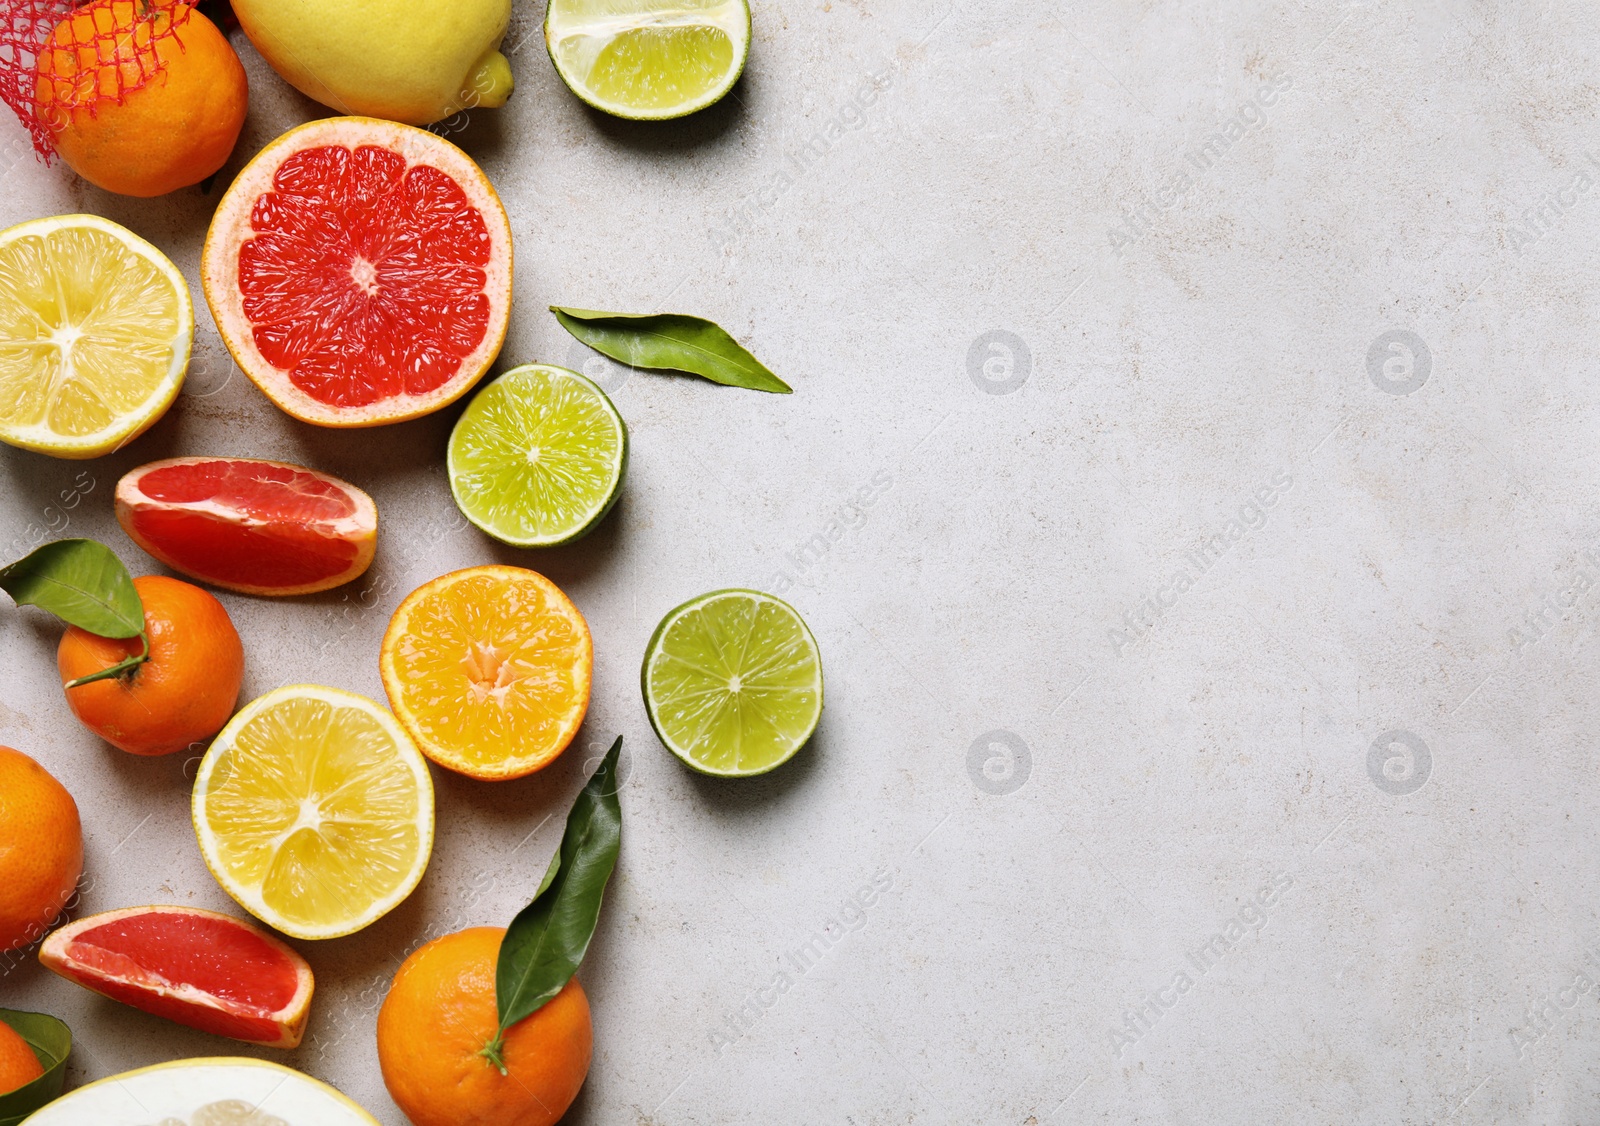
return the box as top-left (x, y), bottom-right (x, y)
top-left (1366, 329), bottom-right (1431, 396)
top-left (967, 331), bottom-right (1031, 395)
top-left (709, 867), bottom-right (895, 1056)
top-left (1106, 872), bottom-right (1294, 1058)
top-left (966, 730), bottom-right (1031, 796)
top-left (767, 470), bottom-right (893, 595)
top-left (1110, 470), bottom-right (1292, 654)
top-left (1107, 74), bottom-right (1293, 255)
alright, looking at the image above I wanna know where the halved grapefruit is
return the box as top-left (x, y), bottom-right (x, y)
top-left (116, 457), bottom-right (378, 596)
top-left (22, 1058), bottom-right (379, 1125)
top-left (202, 117), bottom-right (513, 427)
top-left (39, 906), bottom-right (314, 1049)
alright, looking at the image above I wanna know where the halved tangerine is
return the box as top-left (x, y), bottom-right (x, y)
top-left (116, 456), bottom-right (377, 596)
top-left (202, 117), bottom-right (513, 427)
top-left (39, 905), bottom-right (314, 1049)
top-left (379, 566), bottom-right (593, 780)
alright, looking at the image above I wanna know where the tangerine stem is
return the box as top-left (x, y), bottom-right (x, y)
top-left (478, 1033), bottom-right (508, 1076)
top-left (65, 629), bottom-right (149, 688)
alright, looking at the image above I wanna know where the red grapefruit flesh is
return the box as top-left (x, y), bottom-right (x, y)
top-left (39, 906), bottom-right (314, 1049)
top-left (116, 457), bottom-right (378, 596)
top-left (202, 116), bottom-right (513, 427)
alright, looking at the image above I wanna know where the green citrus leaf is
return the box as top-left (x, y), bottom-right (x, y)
top-left (0, 1009), bottom-right (70, 1126)
top-left (495, 737), bottom-right (622, 1034)
top-left (0, 540), bottom-right (143, 639)
top-left (552, 308), bottom-right (792, 394)
top-left (535, 849), bottom-right (561, 899)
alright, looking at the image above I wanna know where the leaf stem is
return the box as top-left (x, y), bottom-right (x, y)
top-left (65, 629), bottom-right (149, 688)
top-left (477, 1031), bottom-right (508, 1075)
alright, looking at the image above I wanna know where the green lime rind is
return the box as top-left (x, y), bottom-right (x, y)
top-left (642, 589), bottom-right (823, 777)
top-left (544, 0), bottom-right (752, 122)
top-left (448, 364), bottom-right (628, 548)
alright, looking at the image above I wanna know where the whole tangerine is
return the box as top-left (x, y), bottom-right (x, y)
top-left (34, 0), bottom-right (249, 197)
top-left (0, 746), bottom-right (83, 954)
top-left (377, 927), bottom-right (592, 1126)
top-left (0, 1019), bottom-right (44, 1094)
top-left (58, 575), bottom-right (244, 757)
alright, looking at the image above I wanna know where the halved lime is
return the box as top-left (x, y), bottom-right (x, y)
top-left (642, 589), bottom-right (823, 776)
top-left (447, 364), bottom-right (627, 547)
top-left (545, 0), bottom-right (752, 121)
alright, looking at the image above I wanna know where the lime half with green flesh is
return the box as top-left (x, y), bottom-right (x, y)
top-left (545, 0), bottom-right (752, 121)
top-left (643, 589), bottom-right (823, 776)
top-left (448, 364), bottom-right (627, 547)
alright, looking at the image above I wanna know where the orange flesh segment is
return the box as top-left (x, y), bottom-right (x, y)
top-left (386, 570), bottom-right (591, 776)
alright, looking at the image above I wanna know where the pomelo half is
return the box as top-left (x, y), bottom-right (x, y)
top-left (38, 906), bottom-right (313, 1049)
top-left (20, 1057), bottom-right (377, 1124)
top-left (116, 457), bottom-right (378, 596)
top-left (202, 117), bottom-right (512, 427)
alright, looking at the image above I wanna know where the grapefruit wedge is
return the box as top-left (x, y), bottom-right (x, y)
top-left (116, 457), bottom-right (378, 596)
top-left (39, 906), bottom-right (314, 1049)
top-left (202, 117), bottom-right (513, 427)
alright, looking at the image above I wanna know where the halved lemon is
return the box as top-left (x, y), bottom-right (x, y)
top-left (192, 685), bottom-right (435, 941)
top-left (0, 214), bottom-right (192, 458)
top-left (545, 0), bottom-right (752, 121)
top-left (380, 566), bottom-right (593, 780)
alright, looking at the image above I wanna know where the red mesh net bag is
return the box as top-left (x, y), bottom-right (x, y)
top-left (1, 0), bottom-right (196, 160)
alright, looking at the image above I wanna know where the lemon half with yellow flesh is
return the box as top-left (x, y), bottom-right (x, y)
top-left (192, 685), bottom-right (434, 941)
top-left (0, 214), bottom-right (191, 459)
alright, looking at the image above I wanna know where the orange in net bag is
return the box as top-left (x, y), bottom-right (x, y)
top-left (1, 0), bottom-right (247, 196)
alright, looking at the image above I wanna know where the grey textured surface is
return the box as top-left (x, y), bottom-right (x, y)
top-left (4, 0), bottom-right (1600, 1123)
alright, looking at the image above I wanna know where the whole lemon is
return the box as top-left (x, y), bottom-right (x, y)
top-left (231, 0), bottom-right (513, 126)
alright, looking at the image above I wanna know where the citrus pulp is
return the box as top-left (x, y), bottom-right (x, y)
top-left (0, 214), bottom-right (191, 458)
top-left (448, 364), bottom-right (627, 547)
top-left (21, 1057), bottom-right (380, 1125)
top-left (40, 905), bottom-right (314, 1049)
top-left (192, 685), bottom-right (434, 940)
top-left (642, 589), bottom-right (823, 776)
top-left (202, 117), bottom-right (512, 427)
top-left (116, 457), bottom-right (378, 596)
top-left (379, 567), bottom-right (593, 780)
top-left (546, 0), bottom-right (751, 120)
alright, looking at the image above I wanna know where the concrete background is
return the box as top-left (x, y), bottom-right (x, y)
top-left (4, 0), bottom-right (1600, 1122)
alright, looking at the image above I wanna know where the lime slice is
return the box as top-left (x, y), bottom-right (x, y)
top-left (545, 0), bottom-right (752, 121)
top-left (642, 589), bottom-right (823, 776)
top-left (448, 364), bottom-right (627, 547)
